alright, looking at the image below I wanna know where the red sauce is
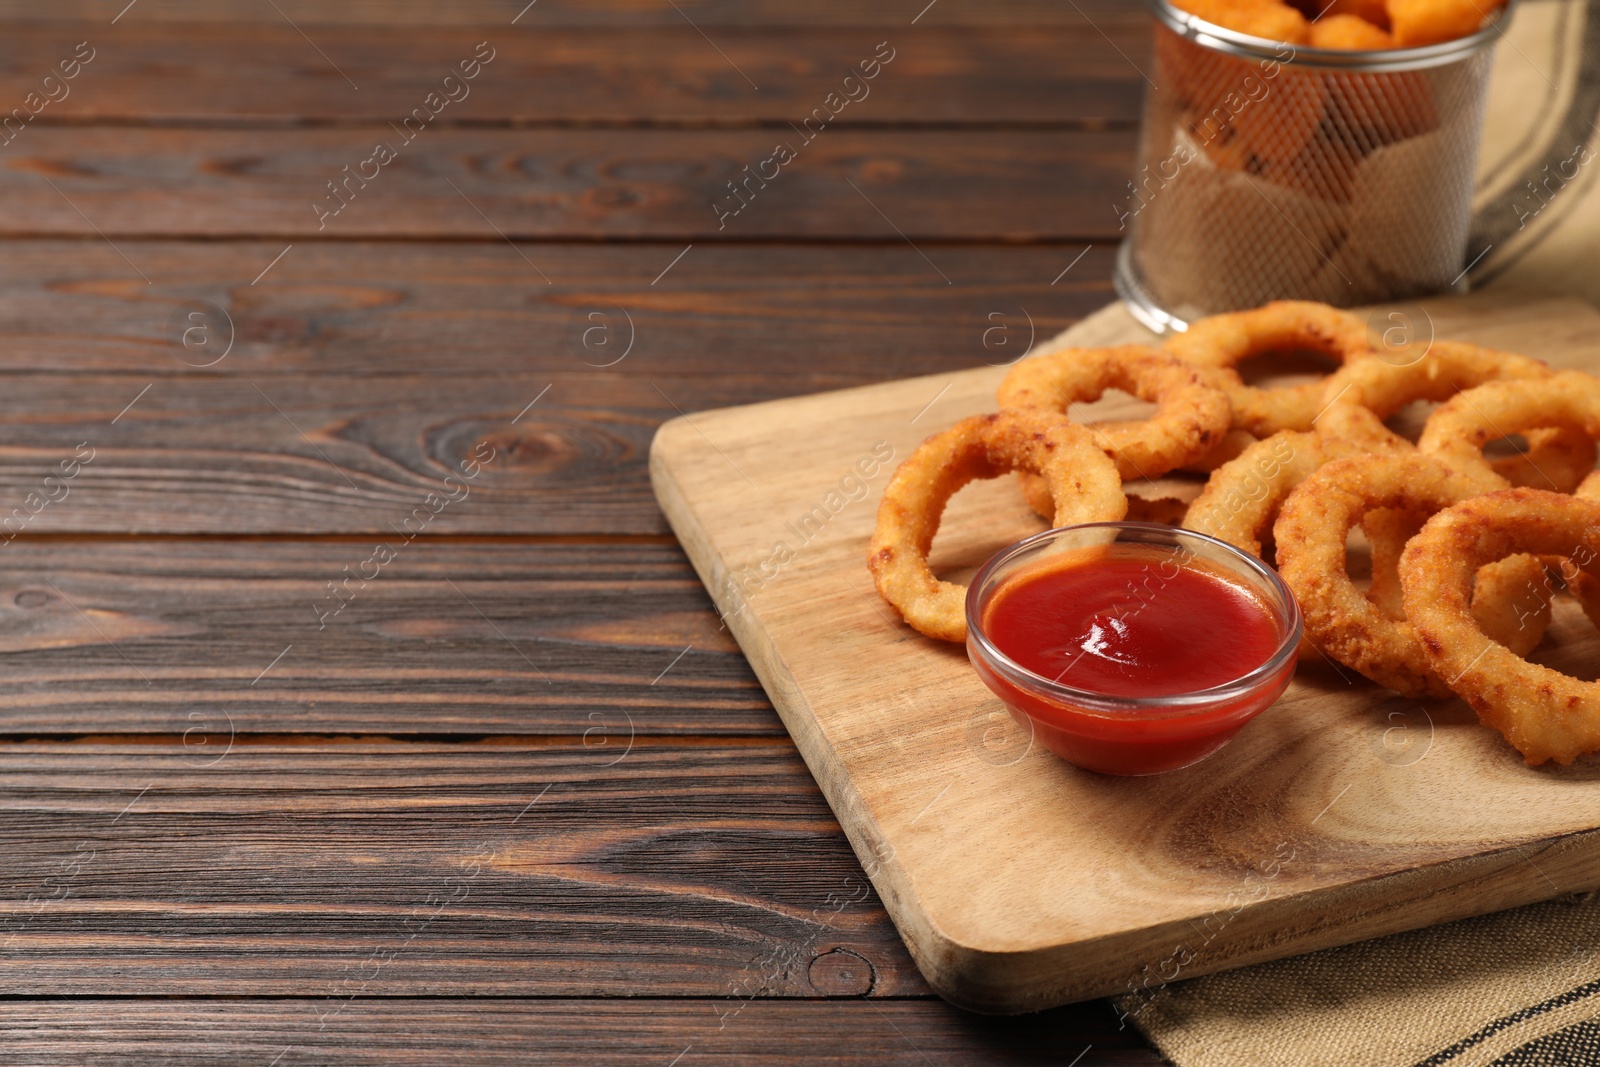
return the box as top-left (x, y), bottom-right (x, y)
top-left (969, 545), bottom-right (1293, 776)
top-left (983, 552), bottom-right (1281, 698)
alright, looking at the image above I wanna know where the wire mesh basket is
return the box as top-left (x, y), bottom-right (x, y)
top-left (1115, 1), bottom-right (1512, 333)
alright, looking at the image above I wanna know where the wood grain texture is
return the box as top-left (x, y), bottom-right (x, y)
top-left (0, 242), bottom-right (1117, 535)
top-left (0, 4), bottom-right (1174, 1063)
top-left (0, 741), bottom-right (930, 996)
top-left (0, 0), bottom-right (1139, 27)
top-left (9, 288), bottom-right (1565, 541)
top-left (0, 25), bottom-right (1148, 125)
top-left (0, 539), bottom-right (778, 736)
top-left (650, 294), bottom-right (1600, 1013)
top-left (0, 127), bottom-right (1134, 239)
top-left (0, 999), bottom-right (1163, 1066)
top-left (0, 372), bottom-right (855, 536)
top-left (0, 241), bottom-right (1116, 377)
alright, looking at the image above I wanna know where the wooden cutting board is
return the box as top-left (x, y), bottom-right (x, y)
top-left (649, 292), bottom-right (1600, 1015)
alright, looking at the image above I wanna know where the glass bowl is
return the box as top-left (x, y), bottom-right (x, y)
top-left (965, 522), bottom-right (1302, 776)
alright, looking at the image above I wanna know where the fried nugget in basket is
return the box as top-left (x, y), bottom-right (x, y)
top-left (1310, 14), bottom-right (1395, 49)
top-left (1388, 0), bottom-right (1506, 47)
top-left (1172, 0), bottom-right (1312, 43)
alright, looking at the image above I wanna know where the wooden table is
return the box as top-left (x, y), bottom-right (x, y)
top-left (0, 2), bottom-right (1166, 1062)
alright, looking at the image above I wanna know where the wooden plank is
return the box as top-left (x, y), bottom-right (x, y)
top-left (0, 367), bottom-right (1150, 536)
top-left (0, 25), bottom-right (1147, 124)
top-left (0, 127), bottom-right (1135, 240)
top-left (649, 293), bottom-right (1600, 1012)
top-left (5, 288), bottom-right (1575, 547)
top-left (0, 242), bottom-right (1119, 535)
top-left (0, 295), bottom-right (1574, 543)
top-left (0, 741), bottom-right (929, 996)
top-left (0, 372), bottom-right (880, 536)
top-left (0, 371), bottom-right (730, 535)
top-left (0, 539), bottom-right (779, 737)
top-left (0, 241), bottom-right (1118, 378)
top-left (0, 999), bottom-right (1161, 1066)
top-left (0, 0), bottom-right (1141, 27)
top-left (0, 9), bottom-right (1155, 1063)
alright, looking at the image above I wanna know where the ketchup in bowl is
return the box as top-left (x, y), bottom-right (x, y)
top-left (966, 523), bottom-right (1301, 776)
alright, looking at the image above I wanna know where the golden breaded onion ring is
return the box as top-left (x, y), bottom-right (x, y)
top-left (1079, 424), bottom-right (1257, 478)
top-left (1187, 433), bottom-right (1548, 662)
top-left (1490, 426), bottom-right (1598, 493)
top-left (1401, 488), bottom-right (1600, 765)
top-left (1182, 430), bottom-right (1324, 558)
top-left (1273, 453), bottom-right (1507, 698)
top-left (867, 411), bottom-right (1126, 643)
top-left (996, 344), bottom-right (1234, 480)
top-left (1165, 301), bottom-right (1372, 436)
top-left (1564, 472), bottom-right (1600, 632)
top-left (1183, 414), bottom-right (1414, 561)
top-left (1185, 373), bottom-right (1439, 564)
top-left (1184, 427), bottom-right (1260, 473)
top-left (1317, 343), bottom-right (1594, 489)
top-left (1362, 506), bottom-right (1553, 659)
top-left (1467, 554), bottom-right (1559, 660)
top-left (1123, 494), bottom-right (1192, 527)
top-left (1419, 372), bottom-right (1600, 491)
top-left (1314, 340), bottom-right (1550, 455)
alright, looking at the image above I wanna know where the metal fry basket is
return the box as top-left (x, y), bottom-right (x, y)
top-left (1115, 1), bottom-right (1512, 333)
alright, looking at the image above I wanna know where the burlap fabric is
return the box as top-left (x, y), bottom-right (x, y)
top-left (1085, 5), bottom-right (1600, 1062)
top-left (1125, 889), bottom-right (1600, 1066)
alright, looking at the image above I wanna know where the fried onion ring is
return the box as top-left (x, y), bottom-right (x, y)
top-left (1182, 430), bottom-right (1323, 558)
top-left (1359, 507), bottom-right (1552, 658)
top-left (996, 345), bottom-right (1234, 479)
top-left (1401, 488), bottom-right (1600, 765)
top-left (868, 411), bottom-right (1125, 643)
top-left (1165, 301), bottom-right (1372, 436)
top-left (999, 345), bottom-right (1232, 520)
top-left (1273, 453), bottom-right (1506, 697)
top-left (1124, 494), bottom-right (1193, 526)
top-left (1469, 554), bottom-right (1558, 660)
top-left (1419, 372), bottom-right (1600, 491)
top-left (1314, 340), bottom-right (1551, 457)
top-left (1186, 427), bottom-right (1260, 473)
top-left (1018, 477), bottom-right (1194, 528)
top-left (1492, 426), bottom-right (1599, 493)
top-left (1076, 424), bottom-right (1257, 478)
top-left (1188, 435), bottom-right (1547, 665)
top-left (1317, 345), bottom-right (1594, 491)
top-left (1182, 369), bottom-right (1438, 562)
top-left (1562, 475), bottom-right (1600, 636)
top-left (1359, 506), bottom-right (1422, 620)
